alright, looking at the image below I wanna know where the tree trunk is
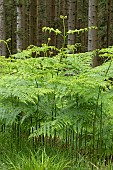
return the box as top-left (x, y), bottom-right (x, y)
top-left (21, 0), bottom-right (27, 49)
top-left (55, 0), bottom-right (62, 48)
top-left (10, 0), bottom-right (16, 54)
top-left (0, 0), bottom-right (6, 56)
top-left (25, 0), bottom-right (31, 47)
top-left (16, 1), bottom-right (23, 51)
top-left (88, 0), bottom-right (98, 67)
top-left (5, 0), bottom-right (16, 54)
top-left (107, 0), bottom-right (111, 47)
top-left (49, 0), bottom-right (55, 46)
top-left (78, 0), bottom-right (88, 52)
top-left (29, 0), bottom-right (37, 45)
top-left (37, 0), bottom-right (43, 46)
top-left (88, 0), bottom-right (98, 51)
top-left (68, 0), bottom-right (77, 45)
top-left (63, 0), bottom-right (68, 16)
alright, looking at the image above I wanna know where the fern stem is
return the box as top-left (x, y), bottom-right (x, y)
top-left (92, 86), bottom-right (102, 164)
top-left (99, 102), bottom-right (103, 161)
top-left (76, 120), bottom-right (78, 161)
top-left (105, 58), bottom-right (112, 77)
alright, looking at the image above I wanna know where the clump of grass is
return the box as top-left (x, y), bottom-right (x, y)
top-left (1, 147), bottom-right (112, 170)
top-left (2, 148), bottom-right (72, 170)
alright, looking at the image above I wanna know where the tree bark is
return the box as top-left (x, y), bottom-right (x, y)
top-left (37, 0), bottom-right (44, 46)
top-left (88, 0), bottom-right (98, 67)
top-left (29, 0), bottom-right (37, 45)
top-left (107, 0), bottom-right (111, 47)
top-left (16, 1), bottom-right (23, 51)
top-left (49, 0), bottom-right (55, 46)
top-left (88, 0), bottom-right (98, 51)
top-left (0, 0), bottom-right (6, 56)
top-left (68, 0), bottom-right (77, 45)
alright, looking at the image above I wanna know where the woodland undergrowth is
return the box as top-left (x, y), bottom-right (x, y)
top-left (1, 17), bottom-right (113, 169)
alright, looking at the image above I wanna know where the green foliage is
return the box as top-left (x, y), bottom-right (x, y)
top-left (42, 15), bottom-right (97, 60)
top-left (1, 45), bottom-right (113, 165)
top-left (1, 16), bottom-right (113, 168)
top-left (1, 146), bottom-right (112, 170)
top-left (0, 38), bottom-right (11, 56)
top-left (1, 149), bottom-right (72, 170)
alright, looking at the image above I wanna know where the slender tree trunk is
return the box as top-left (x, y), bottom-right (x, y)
top-left (88, 0), bottom-right (98, 67)
top-left (37, 0), bottom-right (43, 46)
top-left (107, 0), bottom-right (111, 47)
top-left (25, 0), bottom-right (30, 47)
top-left (63, 0), bottom-right (68, 16)
top-left (45, 0), bottom-right (51, 42)
top-left (50, 0), bottom-right (55, 46)
top-left (62, 0), bottom-right (68, 46)
top-left (79, 0), bottom-right (88, 52)
top-left (68, 0), bottom-right (76, 45)
top-left (29, 0), bottom-right (37, 45)
top-left (55, 0), bottom-right (61, 48)
top-left (88, 0), bottom-right (98, 51)
top-left (57, 0), bottom-right (64, 48)
top-left (16, 1), bottom-right (23, 51)
top-left (10, 0), bottom-right (16, 54)
top-left (0, 0), bottom-right (6, 56)
top-left (6, 0), bottom-right (16, 54)
top-left (21, 0), bottom-right (26, 49)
